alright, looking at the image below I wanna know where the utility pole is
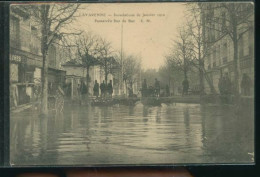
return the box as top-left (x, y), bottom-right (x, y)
top-left (120, 20), bottom-right (124, 96)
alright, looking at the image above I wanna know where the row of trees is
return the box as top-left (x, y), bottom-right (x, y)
top-left (73, 33), bottom-right (142, 98)
top-left (23, 4), bottom-right (141, 116)
top-left (163, 2), bottom-right (253, 98)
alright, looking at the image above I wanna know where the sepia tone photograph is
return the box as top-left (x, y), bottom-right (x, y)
top-left (9, 2), bottom-right (254, 166)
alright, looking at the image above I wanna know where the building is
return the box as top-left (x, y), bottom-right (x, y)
top-left (61, 60), bottom-right (87, 100)
top-left (62, 58), bottom-right (117, 99)
top-left (10, 6), bottom-right (66, 108)
top-left (201, 3), bottom-right (254, 95)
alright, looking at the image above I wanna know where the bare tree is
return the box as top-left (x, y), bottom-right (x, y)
top-left (200, 2), bottom-right (254, 98)
top-left (75, 32), bottom-right (99, 95)
top-left (186, 3), bottom-right (217, 95)
top-left (122, 54), bottom-right (141, 94)
top-left (166, 27), bottom-right (194, 81)
top-left (27, 3), bottom-right (80, 116)
top-left (94, 37), bottom-right (114, 86)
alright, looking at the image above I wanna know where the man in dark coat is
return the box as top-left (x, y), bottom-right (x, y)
top-left (154, 78), bottom-right (160, 97)
top-left (142, 79), bottom-right (147, 97)
top-left (223, 73), bottom-right (232, 95)
top-left (107, 80), bottom-right (113, 98)
top-left (93, 80), bottom-right (99, 98)
top-left (241, 73), bottom-right (252, 96)
top-left (182, 78), bottom-right (189, 96)
top-left (166, 84), bottom-right (170, 97)
top-left (80, 81), bottom-right (87, 104)
top-left (100, 80), bottom-right (105, 98)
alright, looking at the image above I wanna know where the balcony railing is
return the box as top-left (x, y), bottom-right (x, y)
top-left (29, 36), bottom-right (41, 55)
top-left (240, 57), bottom-right (253, 69)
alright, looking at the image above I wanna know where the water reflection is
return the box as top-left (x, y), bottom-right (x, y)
top-left (10, 103), bottom-right (254, 165)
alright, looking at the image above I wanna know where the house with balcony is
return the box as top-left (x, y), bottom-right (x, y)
top-left (10, 6), bottom-right (66, 108)
top-left (201, 3), bottom-right (254, 94)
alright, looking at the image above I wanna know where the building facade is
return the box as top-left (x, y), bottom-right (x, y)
top-left (10, 6), bottom-right (66, 108)
top-left (62, 59), bottom-right (116, 99)
top-left (201, 3), bottom-right (254, 95)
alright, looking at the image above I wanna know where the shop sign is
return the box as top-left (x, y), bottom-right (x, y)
top-left (10, 54), bottom-right (22, 63)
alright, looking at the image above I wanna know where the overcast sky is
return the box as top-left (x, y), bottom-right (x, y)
top-left (73, 3), bottom-right (187, 70)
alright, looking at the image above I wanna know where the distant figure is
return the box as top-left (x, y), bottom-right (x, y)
top-left (93, 80), bottom-right (99, 98)
top-left (128, 87), bottom-right (134, 98)
top-left (77, 83), bottom-right (81, 98)
top-left (154, 78), bottom-right (160, 97)
top-left (142, 79), bottom-right (148, 97)
top-left (80, 81), bottom-right (87, 104)
top-left (223, 73), bottom-right (232, 95)
top-left (107, 80), bottom-right (113, 98)
top-left (66, 82), bottom-right (72, 98)
top-left (148, 86), bottom-right (154, 97)
top-left (165, 84), bottom-right (170, 97)
top-left (241, 73), bottom-right (252, 96)
top-left (182, 78), bottom-right (189, 96)
top-left (100, 80), bottom-right (106, 98)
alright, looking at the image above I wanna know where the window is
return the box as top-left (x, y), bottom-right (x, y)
top-left (31, 26), bottom-right (37, 36)
top-left (48, 45), bottom-right (57, 68)
top-left (208, 54), bottom-right (211, 69)
top-left (216, 18), bottom-right (220, 38)
top-left (30, 26), bottom-right (40, 55)
top-left (248, 29), bottom-right (253, 56)
top-left (221, 12), bottom-right (226, 31)
top-left (213, 49), bottom-right (216, 67)
top-left (223, 43), bottom-right (227, 63)
top-left (218, 45), bottom-right (221, 65)
top-left (243, 32), bottom-right (249, 57)
top-left (10, 16), bottom-right (20, 48)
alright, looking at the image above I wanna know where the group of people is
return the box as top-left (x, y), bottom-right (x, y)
top-left (141, 78), bottom-right (161, 97)
top-left (77, 81), bottom-right (87, 100)
top-left (218, 73), bottom-right (232, 95)
top-left (93, 80), bottom-right (113, 98)
top-left (182, 78), bottom-right (189, 96)
top-left (218, 73), bottom-right (252, 96)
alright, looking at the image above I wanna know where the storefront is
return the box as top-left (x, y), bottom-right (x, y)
top-left (10, 53), bottom-right (29, 107)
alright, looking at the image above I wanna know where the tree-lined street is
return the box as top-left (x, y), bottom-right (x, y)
top-left (10, 2), bottom-right (254, 165)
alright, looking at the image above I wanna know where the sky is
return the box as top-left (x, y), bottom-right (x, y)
top-left (73, 3), bottom-right (187, 70)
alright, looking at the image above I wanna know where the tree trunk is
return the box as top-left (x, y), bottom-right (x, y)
top-left (199, 68), bottom-right (205, 96)
top-left (184, 67), bottom-right (188, 80)
top-left (233, 38), bottom-right (241, 106)
top-left (233, 36), bottom-right (240, 97)
top-left (41, 52), bottom-right (48, 116)
top-left (40, 4), bottom-right (50, 116)
top-left (86, 66), bottom-right (90, 95)
top-left (199, 60), bottom-right (205, 96)
top-left (198, 43), bottom-right (205, 96)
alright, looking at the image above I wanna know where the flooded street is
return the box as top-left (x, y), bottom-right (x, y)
top-left (10, 103), bottom-right (254, 166)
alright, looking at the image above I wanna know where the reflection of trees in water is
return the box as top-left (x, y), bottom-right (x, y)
top-left (156, 107), bottom-right (161, 123)
top-left (183, 107), bottom-right (190, 127)
top-left (183, 107), bottom-right (191, 147)
top-left (142, 106), bottom-right (149, 123)
top-left (142, 106), bottom-right (149, 117)
top-left (129, 106), bottom-right (134, 116)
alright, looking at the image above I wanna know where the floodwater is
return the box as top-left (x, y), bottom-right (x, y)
top-left (10, 102), bottom-right (254, 166)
